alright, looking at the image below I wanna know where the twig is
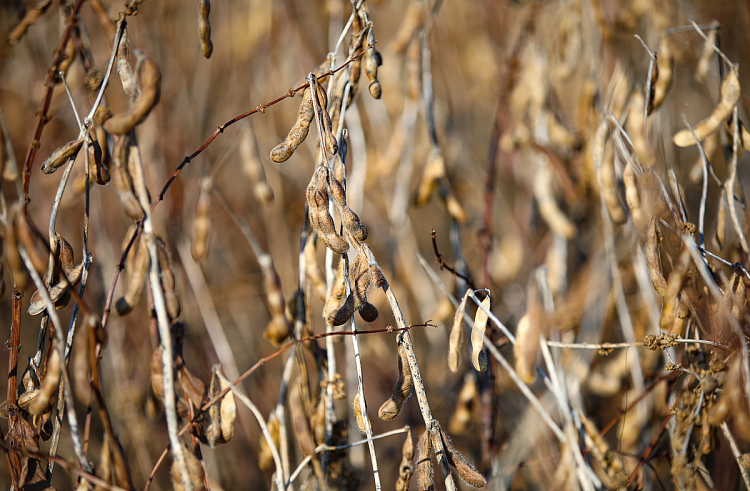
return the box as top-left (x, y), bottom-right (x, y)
top-left (430, 228), bottom-right (474, 288)
top-left (721, 422), bottom-right (750, 490)
top-left (681, 115), bottom-right (708, 258)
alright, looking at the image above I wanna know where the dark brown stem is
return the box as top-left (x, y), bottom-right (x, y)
top-left (7, 290), bottom-right (22, 407)
top-left (430, 228), bottom-right (475, 289)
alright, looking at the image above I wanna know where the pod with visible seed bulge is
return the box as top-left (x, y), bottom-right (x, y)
top-left (104, 58), bottom-right (162, 135)
top-left (271, 87), bottom-right (314, 163)
top-left (448, 290), bottom-right (470, 373)
top-left (261, 257), bottom-right (291, 345)
top-left (471, 294), bottom-right (490, 372)
top-left (416, 429), bottom-right (433, 491)
top-left (111, 134), bottom-right (142, 220)
top-left (650, 37), bottom-right (673, 112)
top-left (695, 27), bottom-right (717, 83)
top-left (207, 369), bottom-right (221, 447)
top-left (29, 348), bottom-right (60, 416)
top-left (306, 167), bottom-right (349, 254)
top-left (41, 137), bottom-right (84, 174)
top-left (378, 343), bottom-right (413, 421)
top-left (16, 210), bottom-right (47, 275)
top-left (323, 259), bottom-right (347, 320)
top-left (312, 76), bottom-right (337, 156)
top-left (327, 292), bottom-right (355, 326)
top-left (717, 188), bottom-right (727, 248)
top-left (395, 430), bottom-right (414, 491)
top-left (353, 392), bottom-right (371, 434)
top-left (218, 374), bottom-right (236, 442)
top-left (191, 178), bottom-right (212, 261)
top-left (198, 0), bottom-right (212, 59)
top-left (304, 234), bottom-right (327, 301)
top-left (116, 235), bottom-right (148, 316)
top-left (440, 426), bottom-right (486, 488)
top-left (28, 235), bottom-right (84, 315)
top-left (646, 218), bottom-right (667, 296)
top-left (5, 206), bottom-right (28, 289)
top-left (171, 444), bottom-right (206, 491)
top-left (350, 253), bottom-right (371, 311)
top-left (673, 68), bottom-right (740, 147)
top-left (364, 28), bottom-right (382, 99)
top-left (259, 413), bottom-right (280, 470)
top-left (156, 238), bottom-right (181, 320)
top-left (239, 125), bottom-right (273, 203)
top-left (449, 373), bottom-right (478, 434)
top-left (358, 302), bottom-right (378, 322)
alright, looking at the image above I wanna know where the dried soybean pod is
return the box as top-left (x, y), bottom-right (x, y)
top-left (627, 91), bottom-right (655, 167)
top-left (327, 292), bottom-right (355, 326)
top-left (659, 248), bottom-right (692, 331)
top-left (471, 294), bottom-right (490, 372)
top-left (514, 309), bottom-right (540, 385)
top-left (440, 426), bottom-right (486, 488)
top-left (673, 68), bottom-right (740, 147)
top-left (364, 28), bottom-right (382, 99)
top-left (623, 162), bottom-right (648, 232)
top-left (198, 0), bottom-right (213, 59)
top-left (312, 78), bottom-right (337, 156)
top-left (306, 168), bottom-right (349, 254)
top-left (651, 37), bottom-right (673, 112)
top-left (290, 382), bottom-right (315, 455)
top-left (41, 137), bottom-right (84, 174)
top-left (596, 123), bottom-right (626, 224)
top-left (29, 348), bottom-right (60, 416)
top-left (270, 87), bottom-right (314, 163)
top-left (85, 129), bottom-right (109, 186)
top-left (111, 134), bottom-right (142, 220)
top-left (448, 290), bottom-right (470, 373)
top-left (304, 234), bottom-right (327, 301)
top-left (239, 125), bottom-right (274, 203)
top-left (259, 413), bottom-right (280, 469)
top-left (349, 253), bottom-right (371, 311)
top-left (116, 235), bottom-right (148, 316)
top-left (358, 302), bottom-right (378, 322)
top-left (716, 188), bottom-right (727, 248)
top-left (646, 218), bottom-right (667, 296)
top-left (449, 373), bottom-right (478, 434)
top-left (378, 343), bottom-right (413, 421)
top-left (191, 178), bottom-right (212, 261)
top-left (156, 238), bottom-right (181, 320)
top-left (323, 259), bottom-right (346, 319)
top-left (5, 206), bottom-right (28, 289)
top-left (395, 430), bottom-right (415, 491)
top-left (207, 370), bottom-right (221, 447)
top-left (416, 148), bottom-right (445, 206)
top-left (695, 27), bottom-right (718, 83)
top-left (218, 373), bottom-right (236, 442)
top-left (370, 263), bottom-right (385, 288)
top-left (104, 57), bottom-right (162, 135)
top-left (260, 256), bottom-right (291, 345)
top-left (416, 429), bottom-right (433, 491)
top-left (171, 445), bottom-right (206, 491)
top-left (353, 392), bottom-right (371, 434)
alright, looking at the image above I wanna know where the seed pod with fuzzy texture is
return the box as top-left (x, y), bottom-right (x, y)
top-left (111, 134), bottom-right (142, 220)
top-left (327, 292), bottom-right (355, 326)
top-left (378, 343), bottom-right (413, 420)
top-left (5, 206), bottom-right (29, 290)
top-left (440, 426), bottom-right (486, 488)
top-left (304, 234), bottom-right (327, 301)
top-left (370, 264), bottom-right (385, 288)
top-left (716, 188), bottom-right (727, 248)
top-left (28, 235), bottom-right (84, 315)
top-left (239, 125), bottom-right (273, 203)
top-left (306, 167), bottom-right (349, 254)
top-left (349, 254), bottom-right (371, 311)
top-left (271, 87), bottom-right (314, 163)
top-left (471, 294), bottom-right (490, 372)
top-left (16, 211), bottom-right (47, 275)
top-left (29, 348), bottom-right (60, 416)
top-left (395, 430), bottom-right (414, 491)
top-left (260, 257), bottom-right (291, 345)
top-left (104, 58), bottom-right (162, 135)
top-left (171, 445), bottom-right (206, 491)
top-left (695, 27), bottom-right (717, 83)
top-left (218, 374), bottom-right (236, 442)
top-left (650, 37), bottom-right (673, 113)
top-left (156, 238), bottom-right (181, 320)
top-left (646, 218), bottom-right (667, 296)
top-left (364, 28), bottom-right (382, 99)
top-left (673, 68), bottom-right (740, 147)
top-left (191, 178), bottom-right (212, 261)
top-left (627, 91), bottom-right (655, 167)
top-left (323, 259), bottom-right (347, 320)
top-left (41, 137), bottom-right (84, 174)
top-left (198, 0), bottom-right (213, 59)
top-left (290, 382), bottom-right (315, 455)
top-left (312, 77), bottom-right (338, 156)
top-left (416, 429), bottom-right (433, 491)
top-left (116, 235), bottom-right (148, 316)
top-left (259, 413), bottom-right (280, 470)
top-left (353, 392), bottom-right (371, 434)
top-left (449, 373), bottom-right (478, 434)
top-left (448, 290), bottom-right (470, 373)
top-left (514, 309), bottom-right (540, 385)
